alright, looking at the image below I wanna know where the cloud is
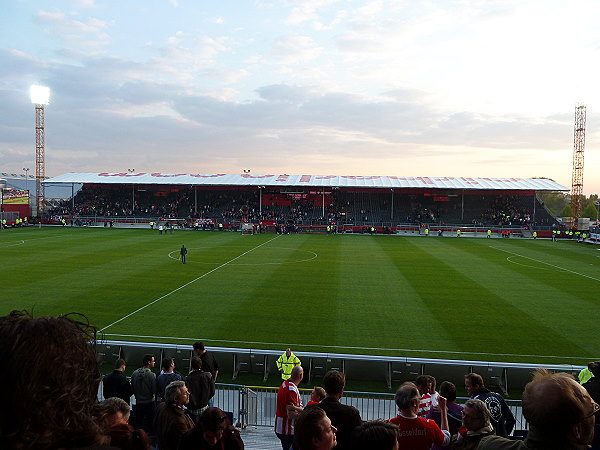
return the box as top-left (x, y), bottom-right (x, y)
top-left (34, 9), bottom-right (111, 52)
top-left (270, 35), bottom-right (323, 64)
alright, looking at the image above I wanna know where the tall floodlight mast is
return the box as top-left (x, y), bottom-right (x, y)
top-left (570, 104), bottom-right (586, 229)
top-left (30, 85), bottom-right (50, 216)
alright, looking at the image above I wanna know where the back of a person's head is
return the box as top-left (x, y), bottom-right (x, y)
top-left (191, 355), bottom-right (203, 371)
top-left (312, 386), bottom-right (326, 401)
top-left (523, 369), bottom-right (588, 436)
top-left (395, 382), bottom-right (419, 410)
top-left (294, 406), bottom-right (327, 450)
top-left (439, 381), bottom-right (457, 402)
top-left (323, 370), bottom-right (345, 395)
top-left (0, 310), bottom-right (103, 449)
top-left (198, 407), bottom-right (230, 432)
top-left (193, 341), bottom-right (205, 352)
top-left (589, 362), bottom-right (600, 378)
top-left (415, 375), bottom-right (429, 388)
top-left (114, 358), bottom-right (126, 370)
top-left (352, 420), bottom-right (398, 450)
top-left (463, 399), bottom-right (491, 428)
top-left (109, 423), bottom-right (151, 450)
top-left (162, 357), bottom-right (174, 371)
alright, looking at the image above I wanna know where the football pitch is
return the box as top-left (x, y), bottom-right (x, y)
top-left (1, 227), bottom-right (599, 366)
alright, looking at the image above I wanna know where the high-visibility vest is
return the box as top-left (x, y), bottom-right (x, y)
top-left (276, 352), bottom-right (301, 380)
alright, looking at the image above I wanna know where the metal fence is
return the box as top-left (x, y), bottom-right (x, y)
top-left (223, 384), bottom-right (526, 433)
top-left (98, 381), bottom-right (526, 433)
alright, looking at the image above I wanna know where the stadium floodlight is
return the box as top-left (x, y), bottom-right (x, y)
top-left (30, 85), bottom-right (50, 215)
top-left (30, 85), bottom-right (50, 105)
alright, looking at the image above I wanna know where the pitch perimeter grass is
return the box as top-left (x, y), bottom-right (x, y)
top-left (1, 227), bottom-right (598, 365)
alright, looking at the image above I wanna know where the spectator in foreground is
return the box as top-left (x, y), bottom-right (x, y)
top-left (156, 357), bottom-right (183, 402)
top-left (479, 369), bottom-right (598, 449)
top-left (179, 407), bottom-right (244, 450)
top-left (306, 370), bottom-right (361, 450)
top-left (103, 358), bottom-right (133, 404)
top-left (275, 365), bottom-right (304, 450)
top-left (0, 310), bottom-right (105, 449)
top-left (154, 380), bottom-right (195, 450)
top-left (131, 354), bottom-right (157, 432)
top-left (427, 380), bottom-right (463, 448)
top-left (94, 397), bottom-right (151, 450)
top-left (583, 362), bottom-right (600, 450)
top-left (307, 386), bottom-right (327, 405)
top-left (464, 373), bottom-right (515, 438)
top-left (451, 399), bottom-right (494, 450)
top-left (388, 382), bottom-right (450, 450)
top-left (185, 356), bottom-right (216, 423)
top-left (352, 421), bottom-right (398, 450)
top-left (294, 406), bottom-right (337, 450)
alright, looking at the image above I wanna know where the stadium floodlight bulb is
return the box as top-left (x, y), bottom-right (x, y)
top-left (30, 85), bottom-right (50, 105)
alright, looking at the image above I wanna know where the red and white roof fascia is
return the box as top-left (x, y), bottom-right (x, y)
top-left (43, 173), bottom-right (569, 191)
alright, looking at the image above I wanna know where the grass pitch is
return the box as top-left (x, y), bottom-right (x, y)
top-left (1, 227), bottom-right (599, 366)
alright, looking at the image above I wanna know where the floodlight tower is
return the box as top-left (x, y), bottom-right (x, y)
top-left (570, 104), bottom-right (586, 228)
top-left (30, 85), bottom-right (50, 215)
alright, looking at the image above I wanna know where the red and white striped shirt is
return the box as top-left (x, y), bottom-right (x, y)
top-left (274, 379), bottom-right (302, 435)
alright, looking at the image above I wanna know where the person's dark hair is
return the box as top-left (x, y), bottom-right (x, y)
top-left (415, 375), bottom-right (429, 388)
top-left (109, 423), bottom-right (151, 450)
top-left (142, 354), bottom-right (154, 367)
top-left (395, 382), bottom-right (420, 410)
top-left (323, 370), bottom-right (345, 395)
top-left (0, 310), bottom-right (104, 449)
top-left (352, 420), bottom-right (398, 450)
top-left (161, 357), bottom-right (174, 371)
top-left (115, 358), bottom-right (126, 369)
top-left (465, 373), bottom-right (485, 388)
top-left (191, 355), bottom-right (203, 371)
top-left (294, 407), bottom-right (328, 450)
top-left (198, 407), bottom-right (230, 432)
top-left (193, 341), bottom-right (205, 352)
top-left (589, 362), bottom-right (600, 378)
top-left (522, 369), bottom-right (589, 435)
top-left (439, 381), bottom-right (457, 402)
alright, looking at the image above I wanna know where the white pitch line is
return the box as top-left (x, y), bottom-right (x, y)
top-left (101, 332), bottom-right (596, 360)
top-left (100, 235), bottom-right (281, 332)
top-left (491, 246), bottom-right (600, 282)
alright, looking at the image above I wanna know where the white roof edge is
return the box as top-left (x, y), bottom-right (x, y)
top-left (43, 172), bottom-right (569, 191)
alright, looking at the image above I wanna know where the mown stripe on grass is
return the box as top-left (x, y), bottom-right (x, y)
top-left (413, 238), bottom-right (597, 362)
top-left (376, 237), bottom-right (591, 362)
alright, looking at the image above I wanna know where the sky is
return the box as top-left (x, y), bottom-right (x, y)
top-left (1, 0), bottom-right (599, 194)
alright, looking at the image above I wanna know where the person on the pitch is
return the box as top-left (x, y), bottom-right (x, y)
top-left (180, 245), bottom-right (188, 264)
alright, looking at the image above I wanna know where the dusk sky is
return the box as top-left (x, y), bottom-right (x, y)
top-left (1, 0), bottom-right (599, 194)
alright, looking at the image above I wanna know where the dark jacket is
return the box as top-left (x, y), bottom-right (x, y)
top-left (185, 370), bottom-right (215, 410)
top-left (154, 402), bottom-right (195, 450)
top-left (103, 370), bottom-right (133, 404)
top-left (306, 397), bottom-right (361, 450)
top-left (474, 388), bottom-right (516, 438)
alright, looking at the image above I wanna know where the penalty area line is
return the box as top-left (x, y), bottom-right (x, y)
top-left (490, 246), bottom-right (600, 283)
top-left (100, 235), bottom-right (281, 332)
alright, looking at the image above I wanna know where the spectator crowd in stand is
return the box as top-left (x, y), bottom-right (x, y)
top-left (3, 309), bottom-right (597, 450)
top-left (45, 185), bottom-right (557, 228)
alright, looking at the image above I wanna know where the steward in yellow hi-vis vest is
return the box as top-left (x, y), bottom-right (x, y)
top-left (276, 348), bottom-right (301, 380)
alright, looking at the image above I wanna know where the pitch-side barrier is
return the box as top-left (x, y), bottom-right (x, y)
top-left (97, 340), bottom-right (584, 397)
